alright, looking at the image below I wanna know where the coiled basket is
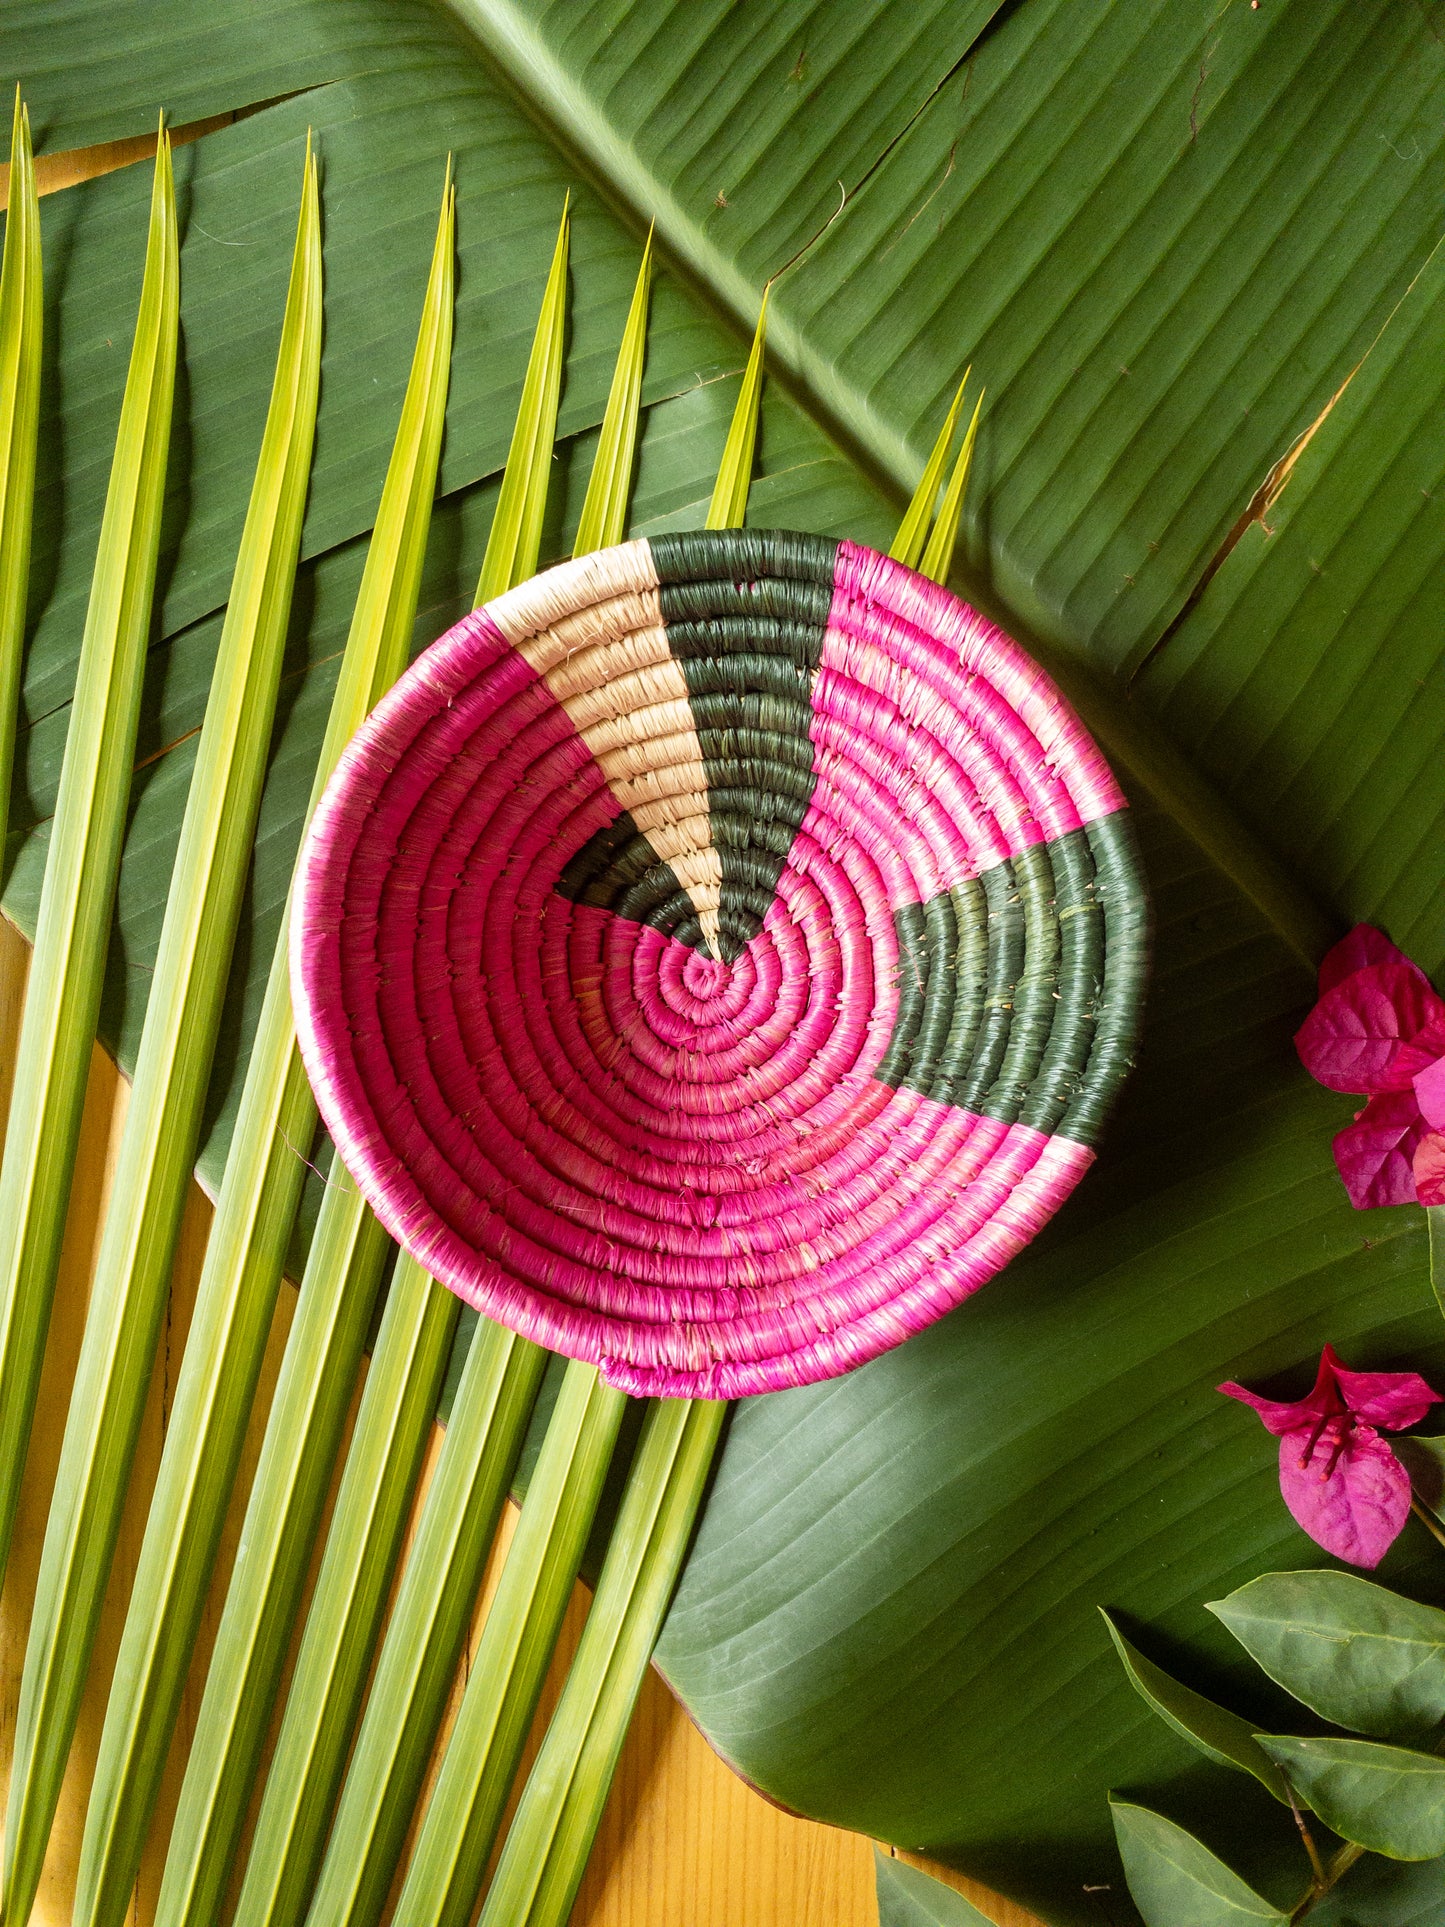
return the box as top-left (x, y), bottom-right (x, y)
top-left (291, 531), bottom-right (1148, 1399)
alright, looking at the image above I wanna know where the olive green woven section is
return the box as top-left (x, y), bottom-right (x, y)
top-left (878, 814), bottom-right (1148, 1149)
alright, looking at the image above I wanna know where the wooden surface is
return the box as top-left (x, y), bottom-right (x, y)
top-left (0, 117), bottom-right (1048, 1927)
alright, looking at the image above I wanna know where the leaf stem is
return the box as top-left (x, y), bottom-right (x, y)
top-left (1412, 1495), bottom-right (1445, 1554)
top-left (1290, 1839), bottom-right (1366, 1921)
top-left (1324, 1841), bottom-right (1365, 1886)
top-left (1283, 1774), bottom-right (1325, 1892)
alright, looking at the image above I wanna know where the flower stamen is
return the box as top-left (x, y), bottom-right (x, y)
top-left (1299, 1410), bottom-right (1333, 1468)
top-left (1321, 1418), bottom-right (1354, 1481)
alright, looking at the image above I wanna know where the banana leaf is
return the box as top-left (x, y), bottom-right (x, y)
top-left (6, 5), bottom-right (1445, 1923)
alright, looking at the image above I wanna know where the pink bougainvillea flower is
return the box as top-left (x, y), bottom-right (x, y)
top-left (1331, 1091), bottom-right (1434, 1211)
top-left (1414, 1054), bottom-right (1445, 1206)
top-left (1415, 1131), bottom-right (1445, 1210)
top-left (1220, 1344), bottom-right (1441, 1567)
top-left (1316, 923), bottom-right (1426, 994)
top-left (1294, 925), bottom-right (1445, 1209)
top-left (1295, 952), bottom-right (1445, 1094)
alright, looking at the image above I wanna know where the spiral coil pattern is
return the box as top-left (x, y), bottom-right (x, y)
top-left (292, 532), bottom-right (1148, 1397)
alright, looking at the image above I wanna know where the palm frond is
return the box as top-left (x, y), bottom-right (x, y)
top-left (379, 246), bottom-right (664, 1923)
top-left (294, 190), bottom-right (600, 1927)
top-left (84, 166), bottom-right (455, 1927)
top-left (573, 232), bottom-right (651, 557)
top-left (705, 287), bottom-right (767, 531)
top-left (156, 169), bottom-right (455, 1927)
top-left (0, 131), bottom-right (176, 1650)
top-left (918, 388), bottom-right (982, 586)
top-left (890, 375), bottom-right (968, 571)
top-left (475, 199), bottom-right (569, 605)
top-left (155, 1162), bottom-right (392, 1927)
top-left (299, 1321), bottom-right (546, 1927)
top-left (0, 89), bottom-right (41, 866)
top-left (6, 139), bottom-right (322, 1927)
top-left (450, 319), bottom-right (769, 1923)
top-left (476, 1397), bottom-right (727, 1927)
top-left (390, 1361), bottom-right (627, 1927)
top-left (229, 1254), bottom-right (459, 1927)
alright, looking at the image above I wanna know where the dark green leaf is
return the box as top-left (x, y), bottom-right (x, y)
top-left (1209, 1573), bottom-right (1445, 1747)
top-left (1259, 1736), bottom-right (1445, 1862)
top-left (1140, 236), bottom-right (1445, 973)
top-left (874, 1849), bottom-right (996, 1927)
top-left (443, 0), bottom-right (1008, 322)
top-left (1101, 1611), bottom-right (1290, 1802)
top-left (1304, 1849), bottom-right (1445, 1927)
top-left (1109, 1801), bottom-right (1290, 1927)
top-left (1397, 1434), bottom-right (1445, 1524)
top-left (0, 0), bottom-right (449, 151)
top-left (448, 0), bottom-right (1445, 688)
top-left (443, 0), bottom-right (1445, 1004)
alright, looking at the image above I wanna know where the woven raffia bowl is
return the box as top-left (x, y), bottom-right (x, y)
top-left (291, 530), bottom-right (1149, 1398)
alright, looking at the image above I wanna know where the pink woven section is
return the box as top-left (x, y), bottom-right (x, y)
top-left (827, 541), bottom-right (1125, 863)
top-left (292, 540), bottom-right (1123, 1397)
